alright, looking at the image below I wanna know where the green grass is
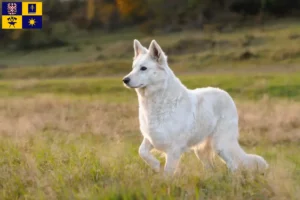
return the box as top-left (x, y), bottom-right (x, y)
top-left (0, 73), bottom-right (299, 101)
top-left (0, 19), bottom-right (300, 78)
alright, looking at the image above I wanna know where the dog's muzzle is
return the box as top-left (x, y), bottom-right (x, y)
top-left (123, 77), bottom-right (130, 85)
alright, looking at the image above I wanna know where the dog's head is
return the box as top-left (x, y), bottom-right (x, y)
top-left (123, 39), bottom-right (168, 89)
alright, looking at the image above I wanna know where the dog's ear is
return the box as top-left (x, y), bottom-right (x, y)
top-left (148, 40), bottom-right (165, 63)
top-left (133, 39), bottom-right (147, 58)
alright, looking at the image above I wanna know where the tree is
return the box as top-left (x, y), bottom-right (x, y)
top-left (116, 0), bottom-right (148, 23)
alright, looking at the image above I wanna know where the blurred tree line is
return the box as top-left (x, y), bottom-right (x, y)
top-left (0, 0), bottom-right (300, 50)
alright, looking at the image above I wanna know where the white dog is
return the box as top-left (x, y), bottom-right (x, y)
top-left (123, 39), bottom-right (268, 176)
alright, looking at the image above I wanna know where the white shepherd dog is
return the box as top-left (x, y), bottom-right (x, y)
top-left (123, 39), bottom-right (268, 176)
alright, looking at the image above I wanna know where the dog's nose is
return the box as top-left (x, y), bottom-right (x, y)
top-left (123, 77), bottom-right (130, 84)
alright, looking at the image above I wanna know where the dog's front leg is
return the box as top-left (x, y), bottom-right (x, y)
top-left (164, 149), bottom-right (182, 176)
top-left (139, 138), bottom-right (161, 172)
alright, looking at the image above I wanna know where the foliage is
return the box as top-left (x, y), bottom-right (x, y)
top-left (116, 0), bottom-right (148, 22)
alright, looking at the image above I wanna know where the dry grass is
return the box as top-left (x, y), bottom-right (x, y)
top-left (237, 97), bottom-right (300, 145)
top-left (0, 96), bottom-right (138, 141)
top-left (0, 96), bottom-right (299, 199)
top-left (1, 96), bottom-right (299, 144)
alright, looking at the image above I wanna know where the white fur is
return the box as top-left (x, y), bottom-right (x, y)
top-left (123, 39), bottom-right (269, 176)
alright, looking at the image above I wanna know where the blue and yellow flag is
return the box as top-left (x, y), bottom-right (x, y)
top-left (1, 2), bottom-right (43, 29)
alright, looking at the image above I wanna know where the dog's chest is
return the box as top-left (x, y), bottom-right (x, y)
top-left (139, 102), bottom-right (169, 129)
top-left (139, 109), bottom-right (174, 150)
top-left (138, 98), bottom-right (194, 150)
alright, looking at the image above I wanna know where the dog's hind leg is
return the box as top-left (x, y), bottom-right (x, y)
top-left (139, 138), bottom-right (161, 173)
top-left (212, 120), bottom-right (268, 172)
top-left (211, 120), bottom-right (244, 172)
top-left (194, 137), bottom-right (216, 170)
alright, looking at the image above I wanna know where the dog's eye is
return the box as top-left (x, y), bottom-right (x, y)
top-left (140, 66), bottom-right (147, 71)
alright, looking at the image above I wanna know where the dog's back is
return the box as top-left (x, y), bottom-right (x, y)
top-left (191, 87), bottom-right (238, 121)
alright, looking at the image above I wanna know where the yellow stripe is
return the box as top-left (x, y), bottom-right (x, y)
top-left (22, 2), bottom-right (43, 16)
top-left (2, 15), bottom-right (23, 29)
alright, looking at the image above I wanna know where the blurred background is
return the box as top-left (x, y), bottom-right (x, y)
top-left (0, 0), bottom-right (300, 75)
top-left (0, 1), bottom-right (300, 199)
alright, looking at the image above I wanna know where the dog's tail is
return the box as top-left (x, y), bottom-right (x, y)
top-left (195, 137), bottom-right (268, 172)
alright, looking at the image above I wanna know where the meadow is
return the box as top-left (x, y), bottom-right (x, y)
top-left (0, 20), bottom-right (300, 199)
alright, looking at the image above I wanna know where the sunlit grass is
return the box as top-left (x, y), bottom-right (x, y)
top-left (0, 94), bottom-right (299, 199)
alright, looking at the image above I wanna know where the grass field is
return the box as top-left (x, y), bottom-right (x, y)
top-left (0, 74), bottom-right (299, 200)
top-left (0, 20), bottom-right (300, 199)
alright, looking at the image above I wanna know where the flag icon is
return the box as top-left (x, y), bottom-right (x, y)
top-left (2, 2), bottom-right (22, 15)
top-left (22, 16), bottom-right (42, 29)
top-left (2, 15), bottom-right (22, 29)
top-left (22, 2), bottom-right (42, 16)
top-left (1, 2), bottom-right (43, 29)
top-left (28, 4), bottom-right (36, 14)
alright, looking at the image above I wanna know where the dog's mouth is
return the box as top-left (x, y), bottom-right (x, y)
top-left (124, 83), bottom-right (144, 89)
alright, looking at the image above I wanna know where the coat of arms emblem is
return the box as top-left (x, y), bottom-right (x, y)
top-left (7, 3), bottom-right (17, 15)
